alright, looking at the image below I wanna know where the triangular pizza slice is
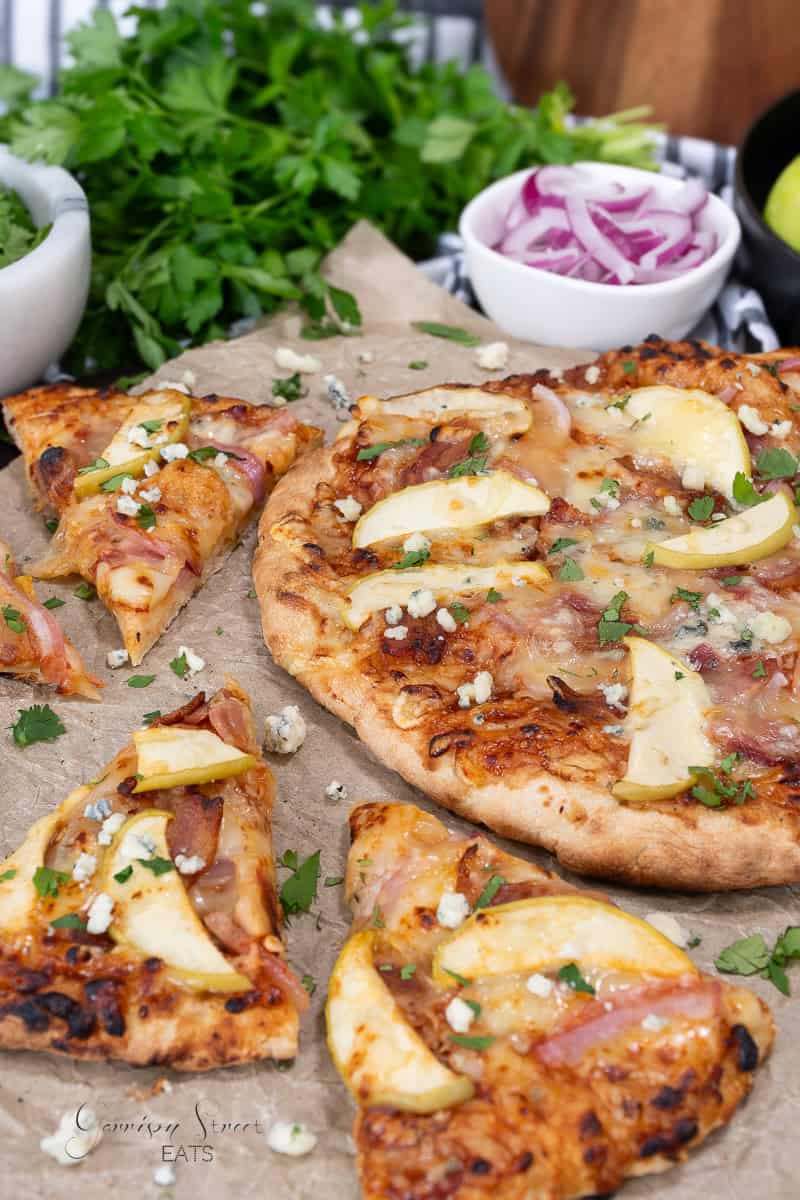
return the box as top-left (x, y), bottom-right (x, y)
top-left (327, 801), bottom-right (774, 1199)
top-left (0, 681), bottom-right (304, 1070)
top-left (3, 383), bottom-right (322, 663)
top-left (0, 536), bottom-right (99, 698)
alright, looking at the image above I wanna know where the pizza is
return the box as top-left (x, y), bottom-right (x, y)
top-left (3, 383), bottom-right (322, 664)
top-left (0, 680), bottom-right (305, 1070)
top-left (326, 800), bottom-right (774, 1200)
top-left (0, 536), bottom-right (100, 697)
top-left (255, 336), bottom-right (800, 890)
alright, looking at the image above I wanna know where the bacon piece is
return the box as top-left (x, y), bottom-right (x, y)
top-left (208, 688), bottom-right (257, 753)
top-left (166, 792), bottom-right (223, 869)
top-left (536, 977), bottom-right (720, 1067)
top-left (686, 643), bottom-right (720, 674)
top-left (154, 693), bottom-right (209, 727)
top-left (260, 952), bottom-right (310, 1013)
top-left (100, 515), bottom-right (180, 569)
top-left (542, 496), bottom-right (592, 528)
top-left (204, 911), bottom-right (252, 954)
top-left (0, 565), bottom-right (73, 690)
top-left (706, 712), bottom-right (800, 766)
top-left (398, 436), bottom-right (472, 487)
top-left (201, 439), bottom-right (267, 504)
top-left (749, 555), bottom-right (800, 592)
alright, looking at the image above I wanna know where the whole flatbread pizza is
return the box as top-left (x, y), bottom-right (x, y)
top-left (255, 336), bottom-right (800, 890)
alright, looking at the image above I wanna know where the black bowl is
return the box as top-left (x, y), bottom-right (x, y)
top-left (735, 90), bottom-right (800, 345)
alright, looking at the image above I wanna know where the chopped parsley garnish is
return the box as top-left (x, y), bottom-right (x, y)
top-left (687, 934), bottom-right (702, 949)
top-left (372, 905), bottom-right (385, 928)
top-left (688, 495), bottom-right (714, 521)
top-left (674, 670), bottom-right (685, 680)
top-left (187, 445), bottom-right (243, 464)
top-left (450, 601), bottom-right (470, 624)
top-left (644, 550), bottom-right (654, 568)
top-left (400, 963), bottom-right (417, 980)
top-left (127, 674), bottom-right (155, 688)
top-left (139, 418), bottom-right (163, 434)
top-left (722, 575), bottom-right (743, 587)
top-left (408, 360), bottom-right (428, 370)
top-left (113, 865), bottom-right (133, 884)
top-left (557, 963), bottom-right (595, 994)
top-left (670, 587), bottom-right (702, 610)
top-left (246, 587), bottom-right (257, 599)
top-left (393, 549), bottom-right (430, 570)
top-left (549, 537), bottom-right (579, 555)
top-left (50, 912), bottom-right (86, 930)
top-left (599, 477), bottom-right (619, 496)
top-left (443, 967), bottom-right (471, 988)
top-left (448, 431), bottom-right (490, 478)
top-left (33, 865), bottom-right (69, 898)
top-left (279, 850), bottom-right (298, 870)
top-left (11, 704), bottom-right (65, 747)
top-left (716, 926), bottom-right (800, 995)
top-left (448, 1033), bottom-right (496, 1050)
top-left (689, 754), bottom-right (756, 808)
top-left (272, 372), bottom-right (304, 401)
top-left (77, 457), bottom-right (110, 475)
top-left (302, 973), bottom-right (317, 996)
top-left (753, 660), bottom-right (767, 678)
top-left (73, 582), bottom-right (96, 601)
top-left (136, 503), bottom-right (156, 531)
top-left (0, 869), bottom-right (17, 882)
top-left (169, 652), bottom-right (189, 679)
top-left (754, 447), bottom-right (798, 480)
top-left (356, 437), bottom-right (426, 461)
top-left (621, 360), bottom-right (635, 374)
top-left (100, 473), bottom-right (133, 493)
top-left (597, 591), bottom-right (643, 646)
top-left (142, 710), bottom-right (160, 727)
top-left (42, 596), bottom-right (65, 610)
top-left (2, 605), bottom-right (25, 634)
top-left (138, 856), bottom-right (174, 876)
top-left (45, 518), bottom-right (58, 534)
top-left (464, 999), bottom-right (482, 1018)
top-left (474, 874), bottom-right (505, 909)
top-left (280, 850), bottom-right (321, 916)
top-left (732, 472), bottom-right (766, 508)
top-left (411, 320), bottom-right (480, 346)
top-left (324, 875), bottom-right (344, 888)
top-left (486, 587), bottom-right (503, 603)
top-left (606, 393), bottom-right (630, 412)
top-left (558, 557), bottom-right (584, 582)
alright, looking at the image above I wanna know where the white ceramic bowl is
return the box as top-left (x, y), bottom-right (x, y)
top-left (459, 162), bottom-right (741, 351)
top-left (0, 147), bottom-right (90, 396)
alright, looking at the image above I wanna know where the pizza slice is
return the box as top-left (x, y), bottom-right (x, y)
top-left (0, 680), bottom-right (305, 1070)
top-left (0, 536), bottom-right (99, 698)
top-left (327, 801), bottom-right (774, 1200)
top-left (3, 383), bottom-right (322, 663)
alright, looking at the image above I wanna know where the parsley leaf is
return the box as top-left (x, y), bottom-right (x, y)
top-left (50, 913), bottom-right (86, 930)
top-left (450, 601), bottom-right (470, 624)
top-left (558, 557), bottom-right (584, 582)
top-left (474, 874), bottom-right (505, 909)
top-left (393, 549), bottom-right (430, 570)
top-left (448, 1033), bottom-right (496, 1050)
top-left (486, 587), bottom-right (503, 603)
top-left (753, 660), bottom-right (767, 678)
top-left (597, 591), bottom-right (643, 646)
top-left (400, 963), bottom-right (417, 980)
top-left (448, 432), bottom-right (490, 478)
top-left (169, 652), bottom-right (188, 678)
top-left (670, 587), bottom-right (702, 610)
top-left (77, 456), bottom-right (110, 475)
top-left (127, 674), bottom-right (155, 688)
top-left (11, 704), bottom-right (65, 747)
top-left (73, 582), bottom-right (96, 601)
top-left (599, 477), bottom-right (619, 496)
top-left (356, 437), bottom-right (426, 461)
top-left (548, 537), bottom-right (578, 555)
top-left (141, 710), bottom-right (160, 727)
top-left (621, 360), bottom-right (636, 374)
top-left (443, 967), bottom-right (472, 987)
top-left (372, 905), bottom-right (385, 928)
top-left (732, 472), bottom-right (766, 508)
top-left (716, 926), bottom-right (800, 994)
top-left (755, 447), bottom-right (798, 479)
top-left (280, 850), bottom-right (321, 916)
top-left (100, 473), bottom-right (133, 493)
top-left (136, 503), bottom-right (156, 531)
top-left (688, 495), bottom-right (714, 521)
top-left (301, 973), bottom-right (317, 996)
top-left (272, 373), bottom-right (304, 402)
top-left (2, 604), bottom-right (25, 634)
top-left (0, 869), bottom-right (17, 882)
top-left (138, 418), bottom-right (162, 434)
top-left (138, 856), bottom-right (174, 876)
top-left (411, 320), bottom-right (480, 346)
top-left (557, 963), bottom-right (595, 995)
top-left (408, 360), bottom-right (428, 370)
top-left (113, 865), bottom-right (133, 884)
top-left (33, 865), bottom-right (69, 898)
top-left (689, 757), bottom-right (756, 808)
top-left (722, 575), bottom-right (743, 587)
top-left (324, 875), bottom-right (344, 888)
top-left (42, 596), bottom-right (65, 610)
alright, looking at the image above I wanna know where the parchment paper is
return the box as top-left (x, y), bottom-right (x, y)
top-left (0, 222), bottom-right (795, 1198)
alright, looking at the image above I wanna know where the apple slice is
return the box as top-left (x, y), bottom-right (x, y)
top-left (103, 810), bottom-right (252, 993)
top-left (133, 726), bottom-right (257, 793)
top-left (650, 491), bottom-right (795, 569)
top-left (357, 387), bottom-right (531, 432)
top-left (327, 930), bottom-right (474, 1113)
top-left (74, 392), bottom-right (191, 498)
top-left (343, 560), bottom-right (551, 630)
top-left (612, 636), bottom-right (714, 803)
top-left (431, 895), bottom-right (695, 987)
top-left (617, 386), bottom-right (751, 500)
top-left (353, 471), bottom-right (550, 549)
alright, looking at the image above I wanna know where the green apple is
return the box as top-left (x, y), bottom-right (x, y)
top-left (765, 156), bottom-right (800, 254)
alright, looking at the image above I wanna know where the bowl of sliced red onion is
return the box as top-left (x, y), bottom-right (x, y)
top-left (459, 162), bottom-right (740, 350)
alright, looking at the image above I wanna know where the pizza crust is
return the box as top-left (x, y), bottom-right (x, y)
top-left (254, 373), bottom-right (800, 892)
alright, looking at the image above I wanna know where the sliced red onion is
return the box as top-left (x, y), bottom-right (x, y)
top-left (778, 356), bottom-right (800, 373)
top-left (490, 167), bottom-right (713, 287)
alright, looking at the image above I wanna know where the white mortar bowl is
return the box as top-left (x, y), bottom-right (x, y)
top-left (0, 147), bottom-right (90, 396)
top-left (459, 162), bottom-right (741, 352)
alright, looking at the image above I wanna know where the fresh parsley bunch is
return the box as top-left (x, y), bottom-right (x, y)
top-left (0, 0), bottom-right (658, 374)
top-left (0, 184), bottom-right (50, 268)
